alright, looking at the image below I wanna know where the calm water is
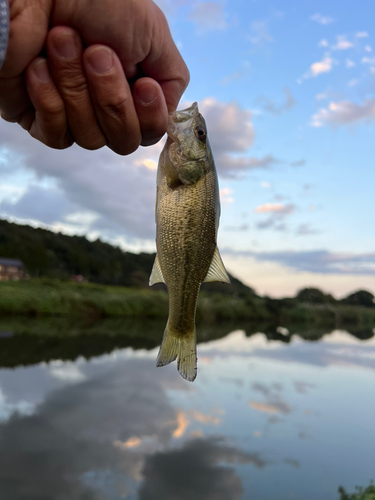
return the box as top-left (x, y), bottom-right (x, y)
top-left (0, 320), bottom-right (374, 500)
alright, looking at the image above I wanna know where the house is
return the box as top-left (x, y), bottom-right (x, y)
top-left (0, 258), bottom-right (25, 281)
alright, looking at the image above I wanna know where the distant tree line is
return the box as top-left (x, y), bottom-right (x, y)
top-left (294, 287), bottom-right (375, 308)
top-left (0, 219), bottom-right (154, 287)
top-left (0, 219), bottom-right (374, 306)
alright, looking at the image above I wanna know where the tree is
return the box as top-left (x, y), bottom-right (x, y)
top-left (295, 287), bottom-right (330, 304)
top-left (342, 290), bottom-right (375, 308)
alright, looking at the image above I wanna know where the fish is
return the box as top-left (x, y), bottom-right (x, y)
top-left (150, 102), bottom-right (230, 382)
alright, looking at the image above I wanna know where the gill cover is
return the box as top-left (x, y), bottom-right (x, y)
top-left (166, 102), bottom-right (208, 187)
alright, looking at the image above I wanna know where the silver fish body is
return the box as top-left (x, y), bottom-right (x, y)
top-left (150, 102), bottom-right (230, 381)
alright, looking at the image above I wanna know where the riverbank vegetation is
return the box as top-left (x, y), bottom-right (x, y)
top-left (0, 279), bottom-right (374, 335)
top-left (0, 219), bottom-right (374, 332)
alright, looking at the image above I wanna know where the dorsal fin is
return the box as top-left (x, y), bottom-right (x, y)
top-left (203, 247), bottom-right (231, 284)
top-left (149, 254), bottom-right (165, 285)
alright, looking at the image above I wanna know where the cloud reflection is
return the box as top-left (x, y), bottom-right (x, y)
top-left (0, 358), bottom-right (182, 499)
top-left (138, 437), bottom-right (268, 500)
top-left (0, 353), bottom-right (269, 500)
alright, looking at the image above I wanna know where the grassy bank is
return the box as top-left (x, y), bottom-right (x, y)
top-left (0, 278), bottom-right (269, 321)
top-left (0, 279), bottom-right (375, 333)
top-left (0, 278), bottom-right (169, 318)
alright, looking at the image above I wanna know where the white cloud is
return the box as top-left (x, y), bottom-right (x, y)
top-left (362, 56), bottom-right (375, 65)
top-left (0, 121), bottom-right (160, 240)
top-left (253, 203), bottom-right (295, 232)
top-left (134, 158), bottom-right (158, 171)
top-left (300, 57), bottom-right (336, 82)
top-left (64, 211), bottom-right (99, 225)
top-left (187, 2), bottom-right (227, 34)
top-left (224, 248), bottom-right (375, 276)
top-left (197, 98), bottom-right (281, 177)
top-left (356, 32), bottom-right (369, 38)
top-left (346, 59), bottom-right (355, 68)
top-left (310, 13), bottom-right (334, 25)
top-left (255, 203), bottom-right (294, 215)
top-left (222, 253), bottom-right (375, 298)
top-left (0, 388), bottom-right (35, 422)
top-left (310, 56), bottom-right (333, 76)
top-left (220, 187), bottom-right (234, 204)
top-left (365, 45), bottom-right (372, 53)
top-left (0, 97), bottom-right (280, 241)
top-left (0, 183), bottom-right (27, 203)
top-left (332, 35), bottom-right (353, 50)
top-left (199, 97), bottom-right (254, 153)
top-left (318, 39), bottom-right (329, 47)
top-left (49, 361), bottom-right (86, 382)
top-left (348, 79), bottom-right (359, 87)
top-left (311, 99), bottom-right (375, 127)
top-left (248, 21), bottom-right (273, 46)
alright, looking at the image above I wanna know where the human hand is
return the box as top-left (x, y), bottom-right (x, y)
top-left (0, 0), bottom-right (189, 154)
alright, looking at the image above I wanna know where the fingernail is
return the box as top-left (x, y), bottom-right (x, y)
top-left (33, 59), bottom-right (50, 83)
top-left (138, 83), bottom-right (157, 105)
top-left (53, 32), bottom-right (77, 60)
top-left (86, 47), bottom-right (113, 74)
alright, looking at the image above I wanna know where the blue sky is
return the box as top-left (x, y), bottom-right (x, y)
top-left (0, 0), bottom-right (374, 297)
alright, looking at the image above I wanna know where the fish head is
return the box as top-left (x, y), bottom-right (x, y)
top-left (165, 102), bottom-right (209, 186)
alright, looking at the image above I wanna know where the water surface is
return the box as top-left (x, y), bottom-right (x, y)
top-left (0, 321), bottom-right (374, 499)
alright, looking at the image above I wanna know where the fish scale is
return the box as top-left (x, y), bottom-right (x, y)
top-left (150, 102), bottom-right (230, 381)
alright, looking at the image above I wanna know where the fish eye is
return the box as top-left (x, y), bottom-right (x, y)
top-left (194, 127), bottom-right (207, 141)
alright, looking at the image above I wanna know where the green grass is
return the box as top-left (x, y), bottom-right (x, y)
top-left (0, 278), bottom-right (269, 321)
top-left (0, 278), bottom-right (169, 318)
top-left (0, 280), bottom-right (374, 335)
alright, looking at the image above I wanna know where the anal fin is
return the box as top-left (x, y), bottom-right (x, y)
top-left (203, 246), bottom-right (231, 284)
top-left (149, 254), bottom-right (165, 285)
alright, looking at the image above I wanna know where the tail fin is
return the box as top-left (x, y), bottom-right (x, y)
top-left (156, 322), bottom-right (197, 382)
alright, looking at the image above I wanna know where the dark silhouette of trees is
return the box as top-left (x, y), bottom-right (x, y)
top-left (342, 290), bottom-right (375, 308)
top-left (295, 287), bottom-right (334, 304)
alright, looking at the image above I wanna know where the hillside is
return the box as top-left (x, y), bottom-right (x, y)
top-left (0, 219), bottom-right (253, 296)
top-left (0, 219), bottom-right (374, 314)
top-left (0, 219), bottom-right (155, 287)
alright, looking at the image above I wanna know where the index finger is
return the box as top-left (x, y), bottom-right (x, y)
top-left (139, 4), bottom-right (189, 112)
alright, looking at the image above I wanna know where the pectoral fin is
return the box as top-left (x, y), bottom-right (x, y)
top-left (203, 247), bottom-right (231, 284)
top-left (149, 254), bottom-right (165, 285)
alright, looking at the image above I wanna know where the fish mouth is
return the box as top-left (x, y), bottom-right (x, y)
top-left (167, 102), bottom-right (200, 141)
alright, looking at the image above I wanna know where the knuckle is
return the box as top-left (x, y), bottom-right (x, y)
top-left (40, 97), bottom-right (66, 118)
top-left (29, 127), bottom-right (73, 150)
top-left (100, 95), bottom-right (130, 119)
top-left (58, 76), bottom-right (88, 98)
top-left (95, 94), bottom-right (142, 154)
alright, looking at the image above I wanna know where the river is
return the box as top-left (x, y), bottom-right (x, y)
top-left (0, 320), bottom-right (374, 499)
